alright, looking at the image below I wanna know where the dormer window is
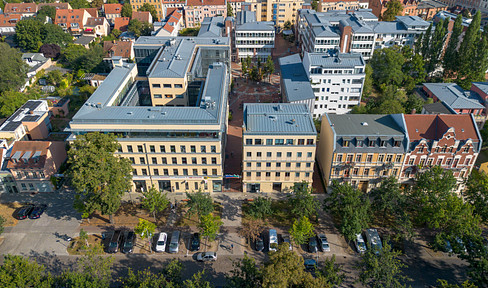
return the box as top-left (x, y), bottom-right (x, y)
top-left (356, 140), bottom-right (363, 147)
top-left (464, 146), bottom-right (469, 153)
top-left (418, 146), bottom-right (424, 153)
top-left (394, 140), bottom-right (401, 147)
top-left (380, 140), bottom-right (386, 147)
top-left (343, 140), bottom-right (349, 147)
top-left (368, 140), bottom-right (375, 147)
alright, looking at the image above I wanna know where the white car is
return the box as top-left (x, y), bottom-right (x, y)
top-left (155, 232), bottom-right (167, 252)
top-left (355, 233), bottom-right (367, 254)
top-left (196, 252), bottom-right (217, 262)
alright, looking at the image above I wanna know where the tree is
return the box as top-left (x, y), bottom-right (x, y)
top-left (0, 255), bottom-right (52, 287)
top-left (288, 182), bottom-right (320, 220)
top-left (141, 186), bottom-right (170, 222)
top-left (435, 279), bottom-right (477, 288)
top-left (69, 0), bottom-right (90, 9)
top-left (227, 2), bottom-right (233, 17)
top-left (46, 70), bottom-right (63, 86)
top-left (324, 181), bottom-right (371, 241)
top-left (162, 259), bottom-right (184, 284)
top-left (0, 91), bottom-right (29, 118)
top-left (79, 228), bottom-right (89, 248)
top-left (68, 132), bottom-right (132, 223)
top-left (111, 29), bottom-right (122, 39)
top-left (424, 18), bottom-right (448, 74)
top-left (62, 44), bottom-right (87, 65)
top-left (443, 15), bottom-right (463, 78)
top-left (122, 268), bottom-right (167, 287)
top-left (227, 254), bottom-right (263, 288)
top-left (183, 270), bottom-right (212, 288)
top-left (78, 45), bottom-right (107, 72)
top-left (263, 55), bottom-right (275, 82)
top-left (369, 46), bottom-right (405, 89)
top-left (317, 255), bottom-right (346, 287)
top-left (41, 23), bottom-right (72, 47)
top-left (404, 93), bottom-right (424, 114)
top-left (39, 44), bottom-right (61, 59)
top-left (457, 11), bottom-right (481, 88)
top-left (139, 3), bottom-right (158, 21)
top-left (0, 216), bottom-right (5, 235)
top-left (382, 0), bottom-right (403, 21)
top-left (356, 242), bottom-right (411, 288)
top-left (311, 0), bottom-right (318, 11)
top-left (91, 0), bottom-right (103, 8)
top-left (283, 20), bottom-right (292, 30)
top-left (239, 218), bottom-right (264, 242)
top-left (465, 170), bottom-right (488, 223)
top-left (14, 18), bottom-right (43, 51)
top-left (247, 197), bottom-right (273, 219)
top-left (185, 190), bottom-right (213, 218)
top-left (198, 213), bottom-right (223, 242)
top-left (37, 6), bottom-right (56, 21)
top-left (362, 64), bottom-right (373, 97)
top-left (0, 43), bottom-right (27, 94)
top-left (121, 2), bottom-right (133, 18)
top-left (128, 19), bottom-right (153, 37)
top-left (289, 216), bottom-right (315, 245)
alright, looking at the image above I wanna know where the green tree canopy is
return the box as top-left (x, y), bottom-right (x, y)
top-left (382, 0), bottom-right (403, 21)
top-left (443, 15), bottom-right (463, 78)
top-left (0, 91), bottom-right (30, 118)
top-left (324, 181), bottom-right (371, 241)
top-left (227, 2), bottom-right (233, 17)
top-left (465, 169), bottom-right (488, 223)
top-left (369, 46), bottom-right (405, 89)
top-left (142, 186), bottom-right (170, 221)
top-left (0, 255), bottom-right (52, 287)
top-left (289, 216), bottom-right (315, 245)
top-left (185, 190), bottom-right (213, 218)
top-left (198, 213), bottom-right (223, 242)
top-left (134, 218), bottom-right (156, 240)
top-left (15, 18), bottom-right (72, 51)
top-left (138, 3), bottom-right (158, 21)
top-left (227, 254), bottom-right (263, 288)
top-left (37, 6), bottom-right (56, 21)
top-left (288, 182), bottom-right (320, 220)
top-left (128, 19), bottom-right (154, 37)
top-left (69, 0), bottom-right (90, 9)
top-left (247, 197), bottom-right (273, 219)
top-left (68, 132), bottom-right (132, 223)
top-left (356, 242), bottom-right (411, 288)
top-left (121, 2), bottom-right (133, 17)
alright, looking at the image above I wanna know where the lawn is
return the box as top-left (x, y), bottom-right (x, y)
top-left (0, 202), bottom-right (26, 227)
top-left (67, 234), bottom-right (103, 255)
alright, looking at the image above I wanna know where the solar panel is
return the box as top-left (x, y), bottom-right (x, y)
top-left (11, 151), bottom-right (22, 160)
top-left (33, 151), bottom-right (42, 158)
top-left (21, 151), bottom-right (32, 160)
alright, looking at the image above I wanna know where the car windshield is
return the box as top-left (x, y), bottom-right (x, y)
top-left (157, 240), bottom-right (165, 245)
top-left (109, 242), bottom-right (117, 248)
top-left (170, 243), bottom-right (177, 248)
top-left (124, 241), bottom-right (132, 247)
top-left (310, 239), bottom-right (317, 245)
top-left (192, 239), bottom-right (199, 245)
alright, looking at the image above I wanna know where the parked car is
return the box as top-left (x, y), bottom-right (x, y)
top-left (269, 229), bottom-right (278, 252)
top-left (190, 233), bottom-right (200, 251)
top-left (155, 232), bottom-right (167, 252)
top-left (28, 204), bottom-right (47, 219)
top-left (255, 236), bottom-right (264, 252)
top-left (355, 233), bottom-right (367, 254)
top-left (281, 235), bottom-right (292, 251)
top-left (304, 258), bottom-right (317, 271)
top-left (106, 230), bottom-right (122, 253)
top-left (169, 231), bottom-right (180, 253)
top-left (317, 234), bottom-right (330, 252)
top-left (17, 205), bottom-right (34, 220)
top-left (122, 231), bottom-right (136, 254)
top-left (365, 229), bottom-right (382, 255)
top-left (308, 236), bottom-right (318, 253)
top-left (196, 252), bottom-right (217, 262)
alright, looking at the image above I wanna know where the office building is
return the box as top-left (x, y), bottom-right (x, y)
top-left (235, 11), bottom-right (275, 61)
top-left (241, 0), bottom-right (305, 27)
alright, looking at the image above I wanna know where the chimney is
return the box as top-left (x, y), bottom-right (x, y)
top-left (411, 108), bottom-right (416, 114)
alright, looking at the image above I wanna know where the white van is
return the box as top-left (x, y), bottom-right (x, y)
top-left (365, 229), bottom-right (382, 255)
top-left (269, 229), bottom-right (278, 252)
top-left (169, 231), bottom-right (180, 253)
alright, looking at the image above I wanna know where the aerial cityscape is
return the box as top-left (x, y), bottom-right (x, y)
top-left (0, 0), bottom-right (488, 286)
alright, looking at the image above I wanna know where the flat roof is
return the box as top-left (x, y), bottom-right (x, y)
top-left (327, 114), bottom-right (405, 136)
top-left (243, 103), bottom-right (316, 135)
top-left (279, 54), bottom-right (315, 102)
top-left (305, 51), bottom-right (365, 68)
top-left (0, 100), bottom-right (48, 132)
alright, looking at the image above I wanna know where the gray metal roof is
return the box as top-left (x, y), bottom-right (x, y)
top-left (237, 21), bottom-right (275, 32)
top-left (146, 37), bottom-right (229, 78)
top-left (279, 54), bottom-right (315, 102)
top-left (74, 36), bottom-right (96, 45)
top-left (236, 11), bottom-right (256, 25)
top-left (305, 51), bottom-right (365, 69)
top-left (22, 53), bottom-right (48, 62)
top-left (328, 114), bottom-right (405, 136)
top-left (422, 101), bottom-right (455, 114)
top-left (417, 0), bottom-right (447, 9)
top-left (434, 11), bottom-right (472, 27)
top-left (395, 15), bottom-right (431, 28)
top-left (423, 83), bottom-right (485, 110)
top-left (472, 82), bottom-right (488, 95)
top-left (198, 16), bottom-right (224, 37)
top-left (0, 100), bottom-right (48, 132)
top-left (243, 103), bottom-right (316, 135)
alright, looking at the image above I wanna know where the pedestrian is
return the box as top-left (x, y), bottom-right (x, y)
top-left (231, 244), bottom-right (234, 252)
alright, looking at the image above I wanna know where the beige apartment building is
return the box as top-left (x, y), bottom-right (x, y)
top-left (129, 0), bottom-right (163, 20)
top-left (318, 0), bottom-right (362, 12)
top-left (69, 34), bottom-right (231, 194)
top-left (242, 103), bottom-right (317, 193)
top-left (242, 0), bottom-right (304, 27)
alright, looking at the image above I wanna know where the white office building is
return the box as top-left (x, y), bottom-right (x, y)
top-left (235, 11), bottom-right (275, 61)
top-left (303, 51), bottom-right (365, 116)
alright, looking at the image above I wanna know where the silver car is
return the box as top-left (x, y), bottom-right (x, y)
top-left (196, 252), bottom-right (217, 262)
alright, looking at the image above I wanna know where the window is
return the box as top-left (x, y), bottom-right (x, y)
top-left (296, 163), bottom-right (301, 168)
top-left (201, 146), bottom-right (206, 153)
top-left (173, 169), bottom-right (179, 176)
top-left (246, 139), bottom-right (253, 145)
top-left (276, 163), bottom-right (282, 167)
top-left (175, 84), bottom-right (183, 88)
top-left (212, 157), bottom-right (217, 164)
top-left (152, 157), bottom-right (157, 164)
top-left (172, 157), bottom-right (177, 164)
top-left (203, 169), bottom-right (208, 175)
top-left (127, 145), bottom-right (133, 153)
top-left (212, 169), bottom-right (217, 175)
top-left (378, 155), bottom-right (384, 162)
top-left (386, 155), bottom-right (393, 162)
top-left (180, 146), bottom-right (186, 153)
top-left (29, 183), bottom-right (34, 190)
top-left (246, 172), bottom-right (251, 177)
top-left (255, 139), bottom-right (262, 145)
top-left (257, 152), bottom-right (262, 157)
top-left (267, 152), bottom-right (272, 157)
top-left (305, 172), bottom-right (310, 177)
top-left (182, 158), bottom-right (187, 164)
top-left (355, 155), bottom-right (362, 162)
top-left (165, 94), bottom-right (173, 98)
top-left (286, 139), bottom-right (293, 145)
top-left (266, 139), bottom-right (273, 145)
top-left (295, 172), bottom-right (300, 177)
top-left (183, 169), bottom-right (188, 175)
top-left (276, 172), bottom-right (281, 177)
top-left (364, 168), bottom-right (370, 175)
top-left (306, 163), bottom-right (311, 168)
top-left (380, 140), bottom-right (386, 147)
top-left (307, 152), bottom-right (312, 157)
top-left (336, 154), bottom-right (343, 162)
top-left (256, 172), bottom-right (261, 177)
top-left (171, 145), bottom-right (176, 152)
top-left (357, 140), bottom-right (363, 147)
top-left (193, 169), bottom-right (198, 175)
top-left (298, 139), bottom-right (305, 145)
top-left (297, 152), bottom-right (302, 157)
top-left (163, 169), bottom-right (169, 175)
top-left (138, 145), bottom-right (143, 153)
top-left (307, 139), bottom-right (314, 145)
top-left (247, 152), bottom-right (252, 157)
top-left (246, 162), bottom-right (251, 167)
top-left (368, 140), bottom-right (375, 147)
top-left (275, 139), bottom-right (284, 145)
top-left (347, 155), bottom-right (353, 162)
top-left (266, 163), bottom-right (271, 167)
top-left (163, 84), bottom-right (172, 88)
top-left (266, 172), bottom-right (271, 177)
top-left (287, 152), bottom-right (292, 157)
top-left (129, 157), bottom-right (135, 164)
top-left (195, 182), bottom-right (199, 190)
top-left (418, 146), bottom-right (424, 153)
top-left (154, 94), bottom-right (162, 98)
top-left (154, 169), bottom-right (159, 175)
top-left (464, 146), bottom-right (470, 153)
top-left (427, 159), bottom-right (434, 166)
top-left (150, 145), bottom-right (155, 153)
top-left (211, 146), bottom-right (216, 153)
top-left (142, 169), bottom-right (147, 176)
top-left (343, 140), bottom-right (349, 147)
top-left (394, 140), bottom-right (401, 147)
top-left (396, 155), bottom-right (402, 163)
top-left (202, 158), bottom-right (207, 164)
top-left (160, 145), bottom-right (166, 153)
top-left (162, 157), bottom-right (167, 164)
top-left (140, 157), bottom-right (146, 164)
top-left (277, 152), bottom-right (282, 158)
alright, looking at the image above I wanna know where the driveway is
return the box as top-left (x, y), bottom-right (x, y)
top-left (0, 190), bottom-right (81, 256)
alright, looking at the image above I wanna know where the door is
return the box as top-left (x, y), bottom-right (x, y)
top-left (358, 181), bottom-right (368, 193)
top-left (272, 183), bottom-right (282, 192)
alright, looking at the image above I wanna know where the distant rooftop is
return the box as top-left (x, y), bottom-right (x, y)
top-left (236, 11), bottom-right (275, 31)
top-left (422, 101), bottom-right (455, 114)
top-left (198, 16), bottom-right (224, 37)
top-left (279, 54), bottom-right (315, 102)
top-left (327, 114), bottom-right (405, 136)
top-left (423, 83), bottom-right (485, 110)
top-left (305, 51), bottom-right (365, 69)
top-left (243, 103), bottom-right (316, 135)
top-left (0, 100), bottom-right (48, 133)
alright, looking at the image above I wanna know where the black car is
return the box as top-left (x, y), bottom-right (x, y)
top-left (255, 236), bottom-right (264, 252)
top-left (122, 231), bottom-right (135, 254)
top-left (190, 233), bottom-right (200, 251)
top-left (106, 230), bottom-right (122, 253)
top-left (28, 204), bottom-right (47, 219)
top-left (308, 236), bottom-right (318, 253)
top-left (17, 205), bottom-right (34, 220)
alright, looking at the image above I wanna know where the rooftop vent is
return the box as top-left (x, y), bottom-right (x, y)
top-left (127, 112), bottom-right (133, 115)
top-left (361, 122), bottom-right (368, 126)
top-left (461, 129), bottom-right (465, 132)
top-left (161, 112), bottom-right (167, 116)
top-left (269, 115), bottom-right (277, 121)
top-left (415, 129), bottom-right (419, 132)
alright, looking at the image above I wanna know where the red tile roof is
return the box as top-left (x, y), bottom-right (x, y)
top-left (167, 9), bottom-right (182, 23)
top-left (0, 14), bottom-right (21, 27)
top-left (4, 3), bottom-right (38, 14)
top-left (114, 17), bottom-right (130, 31)
top-left (163, 23), bottom-right (175, 33)
top-left (85, 17), bottom-right (106, 26)
top-left (103, 40), bottom-right (133, 58)
top-left (186, 0), bottom-right (225, 6)
top-left (7, 141), bottom-right (66, 171)
top-left (104, 3), bottom-right (123, 15)
top-left (84, 8), bottom-right (98, 17)
top-left (132, 11), bottom-right (151, 22)
top-left (55, 9), bottom-right (88, 29)
top-left (404, 114), bottom-right (479, 141)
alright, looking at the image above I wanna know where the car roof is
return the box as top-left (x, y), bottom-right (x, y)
top-left (318, 234), bottom-right (326, 238)
top-left (159, 232), bottom-right (167, 239)
top-left (203, 252), bottom-right (215, 256)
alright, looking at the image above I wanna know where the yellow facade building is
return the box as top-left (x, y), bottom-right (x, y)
top-left (242, 0), bottom-right (304, 27)
top-left (242, 104), bottom-right (317, 193)
top-left (129, 0), bottom-right (163, 20)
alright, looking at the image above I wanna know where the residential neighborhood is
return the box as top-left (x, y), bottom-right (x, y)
top-left (0, 0), bottom-right (488, 287)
